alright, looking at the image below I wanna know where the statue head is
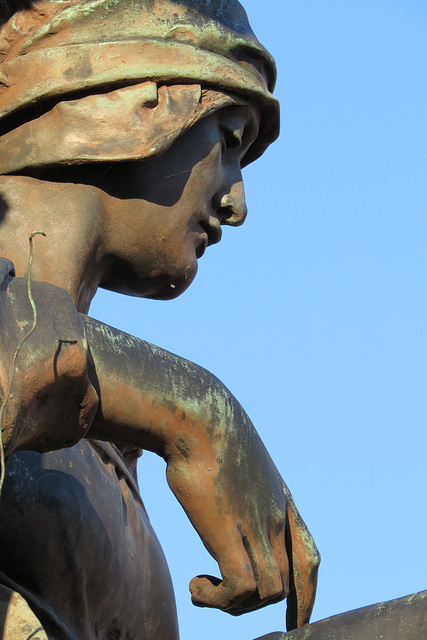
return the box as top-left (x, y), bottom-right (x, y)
top-left (0, 0), bottom-right (279, 172)
top-left (0, 0), bottom-right (279, 304)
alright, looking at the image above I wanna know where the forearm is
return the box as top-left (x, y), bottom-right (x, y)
top-left (0, 271), bottom-right (319, 623)
top-left (83, 316), bottom-right (287, 596)
top-left (84, 315), bottom-right (319, 623)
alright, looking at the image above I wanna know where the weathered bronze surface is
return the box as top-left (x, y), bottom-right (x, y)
top-left (0, 1), bottom-right (320, 639)
top-left (0, 1), bottom-right (424, 639)
top-left (255, 591), bottom-right (427, 640)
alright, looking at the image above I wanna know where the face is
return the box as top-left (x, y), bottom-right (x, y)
top-left (98, 105), bottom-right (260, 299)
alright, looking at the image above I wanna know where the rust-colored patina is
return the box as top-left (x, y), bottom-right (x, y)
top-left (0, 1), bottom-right (321, 639)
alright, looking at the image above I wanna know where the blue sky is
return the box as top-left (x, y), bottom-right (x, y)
top-left (91, 2), bottom-right (427, 638)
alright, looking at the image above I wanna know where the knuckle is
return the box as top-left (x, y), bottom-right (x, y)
top-left (258, 575), bottom-right (288, 602)
top-left (229, 576), bottom-right (257, 601)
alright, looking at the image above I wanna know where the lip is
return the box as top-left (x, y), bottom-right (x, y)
top-left (199, 216), bottom-right (222, 247)
top-left (196, 236), bottom-right (208, 259)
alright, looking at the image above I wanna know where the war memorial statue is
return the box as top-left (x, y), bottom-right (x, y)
top-left (0, 0), bottom-right (320, 638)
top-left (0, 1), bottom-right (424, 639)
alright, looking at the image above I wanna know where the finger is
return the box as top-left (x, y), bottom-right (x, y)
top-left (190, 571), bottom-right (256, 612)
top-left (198, 527), bottom-right (288, 617)
top-left (224, 519), bottom-right (291, 615)
top-left (226, 589), bottom-right (287, 617)
top-left (189, 527), bottom-right (257, 611)
top-left (285, 494), bottom-right (320, 631)
top-left (241, 529), bottom-right (287, 604)
top-left (269, 519), bottom-right (290, 600)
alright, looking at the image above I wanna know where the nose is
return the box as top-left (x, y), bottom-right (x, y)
top-left (218, 180), bottom-right (248, 227)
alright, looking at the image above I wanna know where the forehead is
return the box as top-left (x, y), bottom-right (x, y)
top-left (0, 0), bottom-right (279, 175)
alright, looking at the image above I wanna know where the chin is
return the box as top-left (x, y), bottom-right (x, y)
top-left (146, 266), bottom-right (198, 301)
top-left (100, 258), bottom-right (198, 300)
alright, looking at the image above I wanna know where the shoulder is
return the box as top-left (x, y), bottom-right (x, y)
top-left (0, 260), bottom-right (98, 456)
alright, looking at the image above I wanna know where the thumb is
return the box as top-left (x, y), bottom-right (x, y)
top-left (285, 494), bottom-right (320, 631)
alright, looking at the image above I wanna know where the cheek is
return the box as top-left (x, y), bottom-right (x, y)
top-left (141, 221), bottom-right (198, 275)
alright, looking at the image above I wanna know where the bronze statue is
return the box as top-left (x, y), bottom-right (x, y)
top-left (1, 2), bottom-right (425, 639)
top-left (0, 1), bottom-right (320, 638)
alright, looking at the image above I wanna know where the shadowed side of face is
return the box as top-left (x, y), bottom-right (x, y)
top-left (95, 105), bottom-right (260, 300)
top-left (0, 0), bottom-right (278, 312)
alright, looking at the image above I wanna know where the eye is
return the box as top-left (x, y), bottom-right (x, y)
top-left (221, 127), bottom-right (243, 153)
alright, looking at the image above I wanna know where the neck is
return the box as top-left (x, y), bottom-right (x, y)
top-left (0, 176), bottom-right (106, 313)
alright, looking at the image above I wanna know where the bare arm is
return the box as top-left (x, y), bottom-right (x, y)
top-left (0, 265), bottom-right (319, 630)
top-left (84, 317), bottom-right (320, 628)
